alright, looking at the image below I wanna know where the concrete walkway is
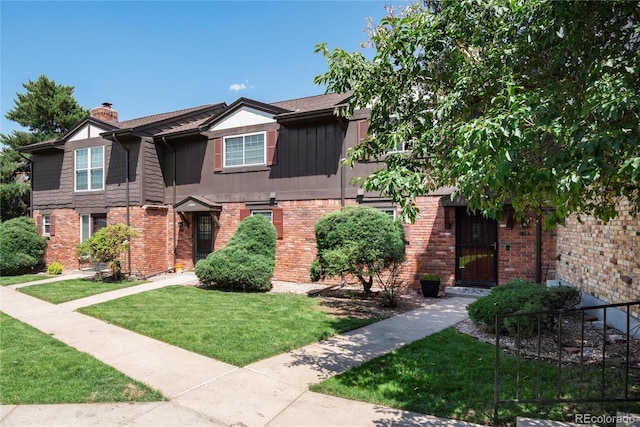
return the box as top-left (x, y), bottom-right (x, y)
top-left (0, 273), bottom-right (479, 426)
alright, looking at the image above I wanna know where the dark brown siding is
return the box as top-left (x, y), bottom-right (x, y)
top-left (143, 140), bottom-right (165, 204)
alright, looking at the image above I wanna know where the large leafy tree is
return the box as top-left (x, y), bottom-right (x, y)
top-left (315, 0), bottom-right (639, 226)
top-left (0, 75), bottom-right (88, 220)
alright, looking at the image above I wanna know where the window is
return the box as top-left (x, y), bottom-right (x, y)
top-left (43, 214), bottom-right (51, 235)
top-left (251, 210), bottom-right (273, 222)
top-left (388, 140), bottom-right (409, 153)
top-left (379, 207), bottom-right (398, 220)
top-left (80, 214), bottom-right (107, 242)
top-left (75, 147), bottom-right (104, 191)
top-left (224, 132), bottom-right (265, 167)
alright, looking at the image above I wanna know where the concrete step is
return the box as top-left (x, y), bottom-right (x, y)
top-left (444, 286), bottom-right (491, 299)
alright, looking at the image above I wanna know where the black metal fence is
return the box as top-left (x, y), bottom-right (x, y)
top-left (493, 301), bottom-right (640, 425)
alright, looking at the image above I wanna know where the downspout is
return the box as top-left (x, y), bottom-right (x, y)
top-left (160, 137), bottom-right (177, 267)
top-left (535, 214), bottom-right (542, 284)
top-left (17, 152), bottom-right (33, 217)
top-left (111, 133), bottom-right (131, 276)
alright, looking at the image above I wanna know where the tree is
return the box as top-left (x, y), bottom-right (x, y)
top-left (80, 223), bottom-right (139, 281)
top-left (310, 206), bottom-right (406, 293)
top-left (0, 75), bottom-right (88, 220)
top-left (315, 1), bottom-right (639, 226)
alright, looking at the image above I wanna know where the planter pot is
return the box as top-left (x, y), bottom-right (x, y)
top-left (174, 263), bottom-right (184, 274)
top-left (420, 280), bottom-right (440, 298)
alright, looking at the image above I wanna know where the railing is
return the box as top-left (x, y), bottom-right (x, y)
top-left (493, 301), bottom-right (640, 426)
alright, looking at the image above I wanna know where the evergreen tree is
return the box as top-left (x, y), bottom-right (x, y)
top-left (0, 75), bottom-right (88, 220)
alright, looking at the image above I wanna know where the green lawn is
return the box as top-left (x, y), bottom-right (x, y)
top-left (311, 328), bottom-right (640, 426)
top-left (0, 312), bottom-right (163, 404)
top-left (79, 286), bottom-right (380, 366)
top-left (0, 274), bottom-right (52, 286)
top-left (17, 278), bottom-right (147, 304)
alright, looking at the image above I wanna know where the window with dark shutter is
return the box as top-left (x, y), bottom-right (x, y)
top-left (357, 120), bottom-right (370, 143)
top-left (272, 208), bottom-right (283, 239)
top-left (267, 130), bottom-right (278, 166)
top-left (213, 138), bottom-right (223, 171)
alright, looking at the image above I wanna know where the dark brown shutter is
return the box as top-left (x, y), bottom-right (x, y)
top-left (49, 215), bottom-right (56, 237)
top-left (36, 215), bottom-right (43, 235)
top-left (266, 130), bottom-right (278, 166)
top-left (239, 209), bottom-right (250, 221)
top-left (357, 120), bottom-right (370, 143)
top-left (213, 138), bottom-right (223, 171)
top-left (272, 208), bottom-right (284, 239)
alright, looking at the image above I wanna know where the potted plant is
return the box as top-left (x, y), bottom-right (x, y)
top-left (419, 273), bottom-right (441, 298)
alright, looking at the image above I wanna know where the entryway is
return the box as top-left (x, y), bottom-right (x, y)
top-left (456, 209), bottom-right (498, 286)
top-left (194, 213), bottom-right (214, 263)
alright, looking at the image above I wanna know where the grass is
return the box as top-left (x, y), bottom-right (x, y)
top-left (0, 312), bottom-right (164, 404)
top-left (17, 278), bottom-right (147, 304)
top-left (79, 286), bottom-right (380, 366)
top-left (0, 274), bottom-right (52, 286)
top-left (310, 328), bottom-right (640, 426)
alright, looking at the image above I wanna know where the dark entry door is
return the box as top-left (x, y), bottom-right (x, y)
top-left (456, 209), bottom-right (497, 286)
top-left (194, 214), bottom-right (214, 263)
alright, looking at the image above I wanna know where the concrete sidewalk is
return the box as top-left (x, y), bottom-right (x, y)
top-left (0, 274), bottom-right (479, 426)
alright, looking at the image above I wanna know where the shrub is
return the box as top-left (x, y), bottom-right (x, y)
top-left (310, 206), bottom-right (406, 293)
top-left (78, 223), bottom-right (139, 281)
top-left (47, 261), bottom-right (63, 275)
top-left (0, 217), bottom-right (47, 275)
top-left (195, 214), bottom-right (276, 292)
top-left (467, 279), bottom-right (581, 336)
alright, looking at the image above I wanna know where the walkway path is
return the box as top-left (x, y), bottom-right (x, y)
top-left (0, 273), bottom-right (479, 426)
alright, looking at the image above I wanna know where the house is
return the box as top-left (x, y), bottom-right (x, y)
top-left (21, 93), bottom-right (559, 290)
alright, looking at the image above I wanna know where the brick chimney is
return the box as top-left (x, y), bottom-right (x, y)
top-left (90, 102), bottom-right (118, 123)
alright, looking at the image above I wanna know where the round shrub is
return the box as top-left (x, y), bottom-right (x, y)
top-left (467, 279), bottom-right (581, 336)
top-left (195, 214), bottom-right (276, 292)
top-left (0, 217), bottom-right (47, 276)
top-left (47, 261), bottom-right (63, 275)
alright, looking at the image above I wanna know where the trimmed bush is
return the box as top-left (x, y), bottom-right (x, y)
top-left (467, 279), bottom-right (581, 336)
top-left (195, 214), bottom-right (276, 292)
top-left (47, 261), bottom-right (63, 275)
top-left (0, 217), bottom-right (47, 276)
top-left (310, 206), bottom-right (406, 293)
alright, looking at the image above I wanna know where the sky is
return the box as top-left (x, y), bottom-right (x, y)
top-left (1, 0), bottom-right (407, 136)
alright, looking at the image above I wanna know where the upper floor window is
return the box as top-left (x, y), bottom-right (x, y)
top-left (75, 147), bottom-right (104, 191)
top-left (224, 132), bottom-right (265, 167)
top-left (387, 140), bottom-right (409, 154)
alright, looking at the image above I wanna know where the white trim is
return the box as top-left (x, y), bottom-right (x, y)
top-left (74, 146), bottom-right (104, 192)
top-left (379, 207), bottom-right (398, 220)
top-left (42, 214), bottom-right (51, 236)
top-left (223, 131), bottom-right (267, 168)
top-left (209, 107), bottom-right (275, 131)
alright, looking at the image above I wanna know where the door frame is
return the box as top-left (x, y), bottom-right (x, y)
top-left (455, 208), bottom-right (498, 287)
top-left (193, 213), bottom-right (215, 264)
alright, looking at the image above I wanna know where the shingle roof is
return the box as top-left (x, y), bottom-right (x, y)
top-left (271, 91), bottom-right (353, 113)
top-left (114, 104), bottom-right (220, 129)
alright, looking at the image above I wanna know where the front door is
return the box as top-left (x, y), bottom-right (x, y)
top-left (194, 213), bottom-right (214, 263)
top-left (456, 209), bottom-right (498, 286)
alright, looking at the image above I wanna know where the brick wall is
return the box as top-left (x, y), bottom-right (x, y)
top-left (556, 198), bottom-right (639, 305)
top-left (36, 206), bottom-right (170, 278)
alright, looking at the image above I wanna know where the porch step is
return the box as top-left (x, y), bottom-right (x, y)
top-left (444, 286), bottom-right (491, 299)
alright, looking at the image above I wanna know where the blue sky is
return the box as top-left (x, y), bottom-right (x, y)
top-left (1, 0), bottom-right (404, 136)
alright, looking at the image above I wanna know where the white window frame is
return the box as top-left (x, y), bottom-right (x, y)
top-left (379, 207), bottom-right (398, 220)
top-left (42, 214), bottom-right (51, 236)
top-left (251, 210), bottom-right (273, 223)
top-left (75, 146), bottom-right (104, 192)
top-left (223, 132), bottom-right (266, 167)
top-left (80, 213), bottom-right (107, 242)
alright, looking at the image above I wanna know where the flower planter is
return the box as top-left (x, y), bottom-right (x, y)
top-left (420, 279), bottom-right (440, 298)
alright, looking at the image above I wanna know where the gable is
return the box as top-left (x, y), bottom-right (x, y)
top-left (208, 107), bottom-right (275, 132)
top-left (68, 123), bottom-right (111, 142)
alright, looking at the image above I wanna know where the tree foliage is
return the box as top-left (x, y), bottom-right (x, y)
top-left (310, 206), bottom-right (406, 293)
top-left (0, 75), bottom-right (88, 221)
top-left (315, 0), bottom-right (639, 225)
top-left (80, 223), bottom-right (139, 281)
top-left (0, 217), bottom-right (47, 275)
